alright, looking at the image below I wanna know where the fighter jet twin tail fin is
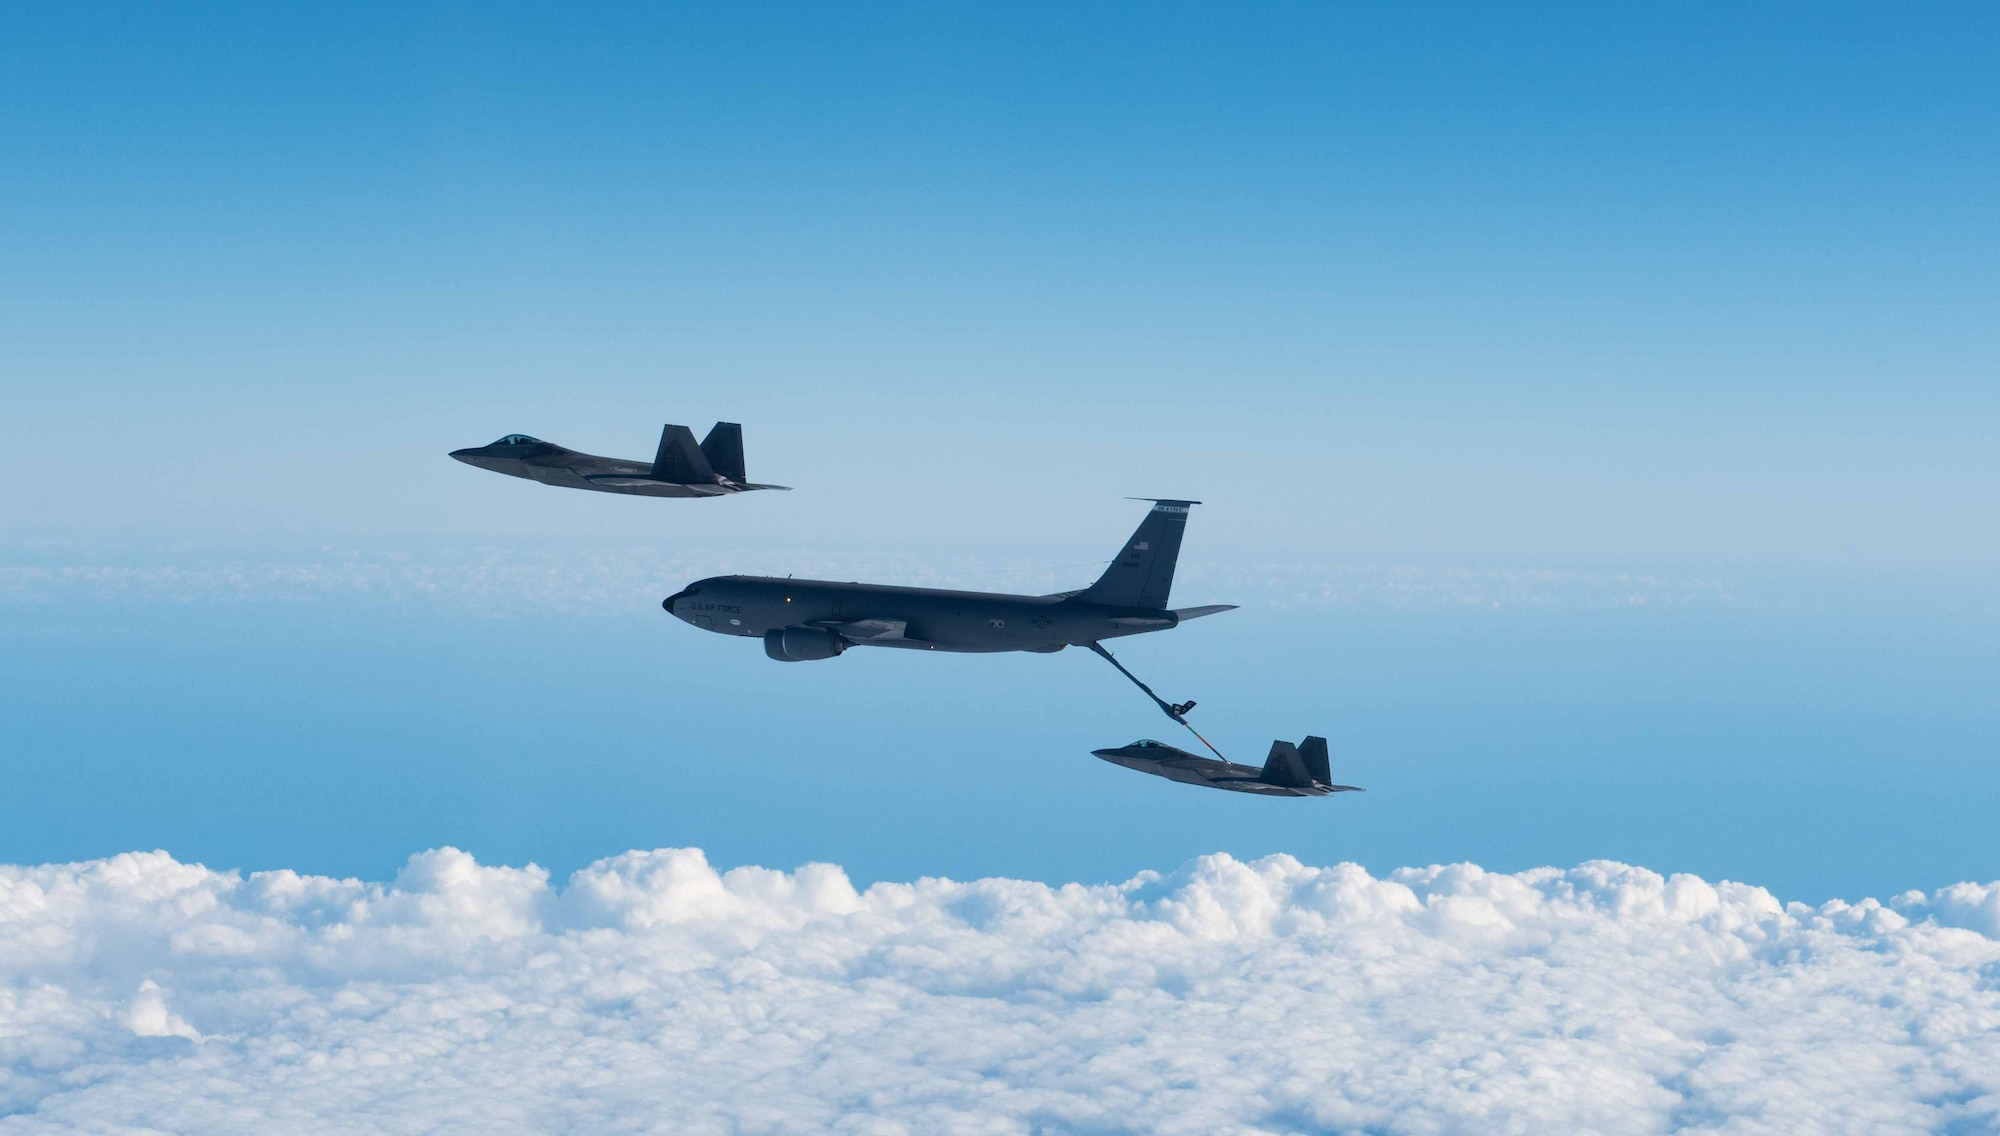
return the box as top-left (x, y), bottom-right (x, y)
top-left (1262, 736), bottom-right (1363, 793)
top-left (650, 422), bottom-right (791, 490)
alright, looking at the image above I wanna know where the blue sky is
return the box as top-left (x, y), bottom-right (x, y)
top-left (2, 4), bottom-right (1997, 900)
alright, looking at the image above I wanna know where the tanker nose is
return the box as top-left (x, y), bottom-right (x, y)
top-left (662, 586), bottom-right (700, 617)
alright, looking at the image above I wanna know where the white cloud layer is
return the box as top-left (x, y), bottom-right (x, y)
top-left (3, 848), bottom-right (1998, 1134)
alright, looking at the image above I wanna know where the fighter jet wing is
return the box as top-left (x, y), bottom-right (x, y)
top-left (1206, 777), bottom-right (1318, 796)
top-left (583, 475), bottom-right (730, 494)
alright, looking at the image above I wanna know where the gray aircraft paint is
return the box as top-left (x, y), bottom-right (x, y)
top-left (664, 500), bottom-right (1234, 657)
top-left (1092, 736), bottom-right (1364, 797)
top-left (450, 422), bottom-right (788, 498)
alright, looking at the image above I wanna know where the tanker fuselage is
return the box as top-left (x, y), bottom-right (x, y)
top-left (665, 575), bottom-right (1181, 654)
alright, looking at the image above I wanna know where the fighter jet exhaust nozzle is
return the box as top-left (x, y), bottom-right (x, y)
top-left (764, 626), bottom-right (847, 662)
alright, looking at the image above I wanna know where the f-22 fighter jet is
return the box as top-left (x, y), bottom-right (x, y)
top-left (1093, 736), bottom-right (1364, 797)
top-left (450, 423), bottom-right (787, 498)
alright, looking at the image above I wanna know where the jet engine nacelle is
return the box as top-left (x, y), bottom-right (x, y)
top-left (764, 626), bottom-right (847, 662)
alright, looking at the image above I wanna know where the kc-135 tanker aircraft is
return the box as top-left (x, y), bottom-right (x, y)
top-left (664, 499), bottom-right (1230, 666)
top-left (450, 422), bottom-right (786, 497)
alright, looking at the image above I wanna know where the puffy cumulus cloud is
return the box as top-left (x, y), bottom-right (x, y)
top-left (2, 849), bottom-right (1998, 1134)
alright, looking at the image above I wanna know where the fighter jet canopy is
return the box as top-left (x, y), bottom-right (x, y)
top-left (492, 434), bottom-right (543, 445)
